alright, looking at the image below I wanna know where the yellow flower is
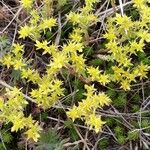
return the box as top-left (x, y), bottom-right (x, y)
top-left (120, 80), bottom-right (131, 90)
top-left (11, 118), bottom-right (25, 132)
top-left (67, 12), bottom-right (81, 25)
top-left (49, 52), bottom-right (68, 70)
top-left (20, 0), bottom-right (33, 9)
top-left (18, 25), bottom-right (33, 39)
top-left (21, 68), bottom-right (34, 79)
top-left (115, 14), bottom-right (133, 30)
top-left (35, 40), bottom-right (49, 52)
top-left (69, 28), bottom-right (83, 42)
top-left (98, 73), bottom-right (110, 86)
top-left (28, 71), bottom-right (41, 83)
top-left (136, 63), bottom-right (150, 79)
top-left (63, 41), bottom-right (83, 53)
top-left (13, 59), bottom-right (26, 70)
top-left (87, 67), bottom-right (101, 81)
top-left (10, 113), bottom-right (25, 132)
top-left (8, 86), bottom-right (21, 95)
top-left (133, 0), bottom-right (145, 8)
top-left (40, 18), bottom-right (56, 30)
top-left (78, 98), bottom-right (93, 111)
top-left (25, 122), bottom-right (42, 142)
top-left (67, 106), bottom-right (80, 121)
top-left (30, 10), bottom-right (40, 25)
top-left (84, 84), bottom-right (96, 96)
top-left (71, 54), bottom-right (85, 72)
top-left (45, 44), bottom-right (57, 55)
top-left (30, 89), bottom-right (42, 99)
top-left (12, 43), bottom-right (24, 54)
top-left (1, 55), bottom-right (13, 68)
top-left (103, 28), bottom-right (116, 41)
top-left (130, 40), bottom-right (144, 53)
top-left (97, 92), bottom-right (111, 107)
top-left (85, 113), bottom-right (105, 133)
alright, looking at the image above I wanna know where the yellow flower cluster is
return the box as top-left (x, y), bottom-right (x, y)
top-left (1, 41), bottom-right (65, 141)
top-left (0, 0), bottom-right (150, 142)
top-left (1, 43), bottom-right (26, 70)
top-left (67, 0), bottom-right (98, 30)
top-left (0, 88), bottom-right (42, 142)
top-left (112, 64), bottom-right (150, 90)
top-left (18, 1), bottom-right (56, 41)
top-left (20, 0), bottom-right (33, 9)
top-left (104, 0), bottom-right (150, 90)
top-left (87, 67), bottom-right (110, 85)
top-left (67, 85), bottom-right (111, 132)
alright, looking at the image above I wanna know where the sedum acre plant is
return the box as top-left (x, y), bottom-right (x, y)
top-left (104, 0), bottom-right (150, 90)
top-left (0, 0), bottom-right (149, 142)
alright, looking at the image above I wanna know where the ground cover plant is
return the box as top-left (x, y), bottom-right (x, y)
top-left (0, 0), bottom-right (150, 149)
